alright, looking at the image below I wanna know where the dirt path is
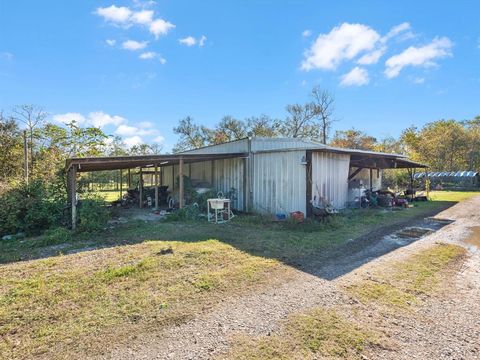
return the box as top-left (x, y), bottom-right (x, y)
top-left (103, 197), bottom-right (480, 360)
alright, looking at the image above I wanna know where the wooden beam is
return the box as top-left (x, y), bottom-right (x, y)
top-left (369, 168), bottom-right (373, 190)
top-left (154, 164), bottom-right (159, 210)
top-left (139, 168), bottom-right (143, 208)
top-left (127, 169), bottom-right (131, 188)
top-left (348, 167), bottom-right (364, 181)
top-left (119, 169), bottom-right (123, 199)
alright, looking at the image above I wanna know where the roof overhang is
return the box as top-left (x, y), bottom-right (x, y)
top-left (66, 153), bottom-right (248, 172)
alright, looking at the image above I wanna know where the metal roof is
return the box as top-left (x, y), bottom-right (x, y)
top-left (414, 171), bottom-right (478, 179)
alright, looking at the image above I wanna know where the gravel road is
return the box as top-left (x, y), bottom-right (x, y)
top-left (103, 196), bottom-right (480, 360)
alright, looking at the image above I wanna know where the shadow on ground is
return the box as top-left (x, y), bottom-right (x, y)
top-left (0, 201), bottom-right (457, 281)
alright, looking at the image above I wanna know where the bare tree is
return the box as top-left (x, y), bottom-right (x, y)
top-left (12, 104), bottom-right (48, 173)
top-left (310, 86), bottom-right (335, 144)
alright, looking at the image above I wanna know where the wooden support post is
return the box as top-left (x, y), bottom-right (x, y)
top-left (127, 169), bottom-right (131, 188)
top-left (71, 166), bottom-right (77, 230)
top-left (154, 164), bottom-right (159, 210)
top-left (369, 168), bottom-right (373, 190)
top-left (139, 168), bottom-right (143, 208)
top-left (119, 169), bottom-right (123, 199)
top-left (179, 158), bottom-right (184, 208)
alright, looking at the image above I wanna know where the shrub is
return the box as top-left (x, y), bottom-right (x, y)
top-left (40, 227), bottom-right (73, 246)
top-left (77, 194), bottom-right (111, 232)
top-left (0, 179), bottom-right (65, 236)
top-left (166, 205), bottom-right (201, 221)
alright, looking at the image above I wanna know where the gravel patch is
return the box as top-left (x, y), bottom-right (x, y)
top-left (101, 196), bottom-right (480, 360)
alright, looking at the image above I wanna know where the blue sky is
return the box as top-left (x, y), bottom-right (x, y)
top-left (0, 0), bottom-right (479, 151)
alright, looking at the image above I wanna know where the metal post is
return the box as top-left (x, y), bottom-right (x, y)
top-left (139, 168), bottom-right (143, 208)
top-left (154, 164), bottom-right (159, 210)
top-left (179, 158), bottom-right (184, 208)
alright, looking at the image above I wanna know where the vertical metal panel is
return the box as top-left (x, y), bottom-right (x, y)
top-left (213, 158), bottom-right (244, 211)
top-left (251, 138), bottom-right (325, 152)
top-left (252, 150), bottom-right (306, 214)
top-left (190, 161), bottom-right (212, 183)
top-left (311, 152), bottom-right (350, 209)
top-left (162, 165), bottom-right (174, 190)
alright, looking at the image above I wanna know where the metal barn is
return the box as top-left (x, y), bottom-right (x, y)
top-left (66, 137), bottom-right (425, 227)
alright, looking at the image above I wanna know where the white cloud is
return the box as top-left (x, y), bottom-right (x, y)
top-left (105, 39), bottom-right (116, 46)
top-left (153, 135), bottom-right (165, 143)
top-left (122, 40), bottom-right (148, 51)
top-left (357, 47), bottom-right (386, 65)
top-left (115, 124), bottom-right (157, 136)
top-left (95, 5), bottom-right (174, 38)
top-left (179, 36), bottom-right (197, 46)
top-left (124, 135), bottom-right (143, 147)
top-left (340, 66), bottom-right (369, 87)
top-left (302, 30), bottom-right (312, 38)
top-left (199, 35), bottom-right (207, 47)
top-left (53, 112), bottom-right (87, 125)
top-left (301, 23), bottom-right (380, 71)
top-left (139, 51), bottom-right (156, 59)
top-left (1, 52), bottom-right (14, 61)
top-left (95, 5), bottom-right (132, 24)
top-left (149, 19), bottom-right (175, 38)
top-left (381, 22), bottom-right (411, 43)
top-left (385, 37), bottom-right (453, 78)
top-left (131, 9), bottom-right (153, 25)
top-left (89, 111), bottom-right (126, 128)
top-left (138, 51), bottom-right (167, 64)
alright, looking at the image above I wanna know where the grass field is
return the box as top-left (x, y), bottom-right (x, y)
top-left (0, 190), bottom-right (478, 358)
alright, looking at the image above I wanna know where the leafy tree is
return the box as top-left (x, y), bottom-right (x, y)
top-left (246, 115), bottom-right (280, 137)
top-left (172, 116), bottom-right (208, 152)
top-left (211, 116), bottom-right (247, 144)
top-left (330, 129), bottom-right (377, 150)
top-left (280, 103), bottom-right (318, 139)
top-left (0, 112), bottom-right (23, 186)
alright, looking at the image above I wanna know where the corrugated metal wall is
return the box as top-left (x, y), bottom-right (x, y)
top-left (311, 152), bottom-right (350, 209)
top-left (181, 139), bottom-right (249, 154)
top-left (251, 138), bottom-right (325, 152)
top-left (252, 150), bottom-right (306, 214)
top-left (213, 158), bottom-right (244, 210)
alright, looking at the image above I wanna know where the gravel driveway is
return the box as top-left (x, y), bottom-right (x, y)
top-left (103, 196), bottom-right (480, 360)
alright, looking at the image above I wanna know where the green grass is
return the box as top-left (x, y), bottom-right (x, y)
top-left (91, 190), bottom-right (121, 202)
top-left (428, 190), bottom-right (480, 202)
top-left (226, 308), bottom-right (379, 360)
top-left (0, 240), bottom-right (281, 359)
top-left (347, 243), bottom-right (466, 308)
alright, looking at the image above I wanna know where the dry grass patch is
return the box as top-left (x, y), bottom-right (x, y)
top-left (226, 307), bottom-right (379, 360)
top-left (0, 239), bottom-right (285, 359)
top-left (347, 243), bottom-right (466, 309)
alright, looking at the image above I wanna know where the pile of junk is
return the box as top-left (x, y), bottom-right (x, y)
top-left (348, 179), bottom-right (428, 209)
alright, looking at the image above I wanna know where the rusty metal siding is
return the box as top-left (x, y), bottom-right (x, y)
top-left (311, 152), bottom-right (350, 209)
top-left (252, 150), bottom-right (306, 214)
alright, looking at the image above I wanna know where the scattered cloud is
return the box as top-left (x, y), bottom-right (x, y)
top-left (340, 66), bottom-right (369, 86)
top-left (53, 111), bottom-right (126, 128)
top-left (115, 123), bottom-right (157, 136)
top-left (122, 40), bottom-right (148, 51)
top-left (139, 51), bottom-right (156, 59)
top-left (95, 5), bottom-right (175, 38)
top-left (381, 22), bottom-right (411, 43)
top-left (153, 135), bottom-right (165, 143)
top-left (52, 112), bottom-right (87, 125)
top-left (302, 30), bottom-right (312, 38)
top-left (123, 135), bottom-right (143, 147)
top-left (413, 77), bottom-right (425, 84)
top-left (179, 36), bottom-right (197, 46)
top-left (301, 23), bottom-right (380, 71)
top-left (385, 36), bottom-right (453, 78)
top-left (179, 35), bottom-right (207, 47)
top-left (105, 39), bottom-right (116, 46)
top-left (357, 47), bottom-right (386, 65)
top-left (139, 51), bottom-right (166, 63)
